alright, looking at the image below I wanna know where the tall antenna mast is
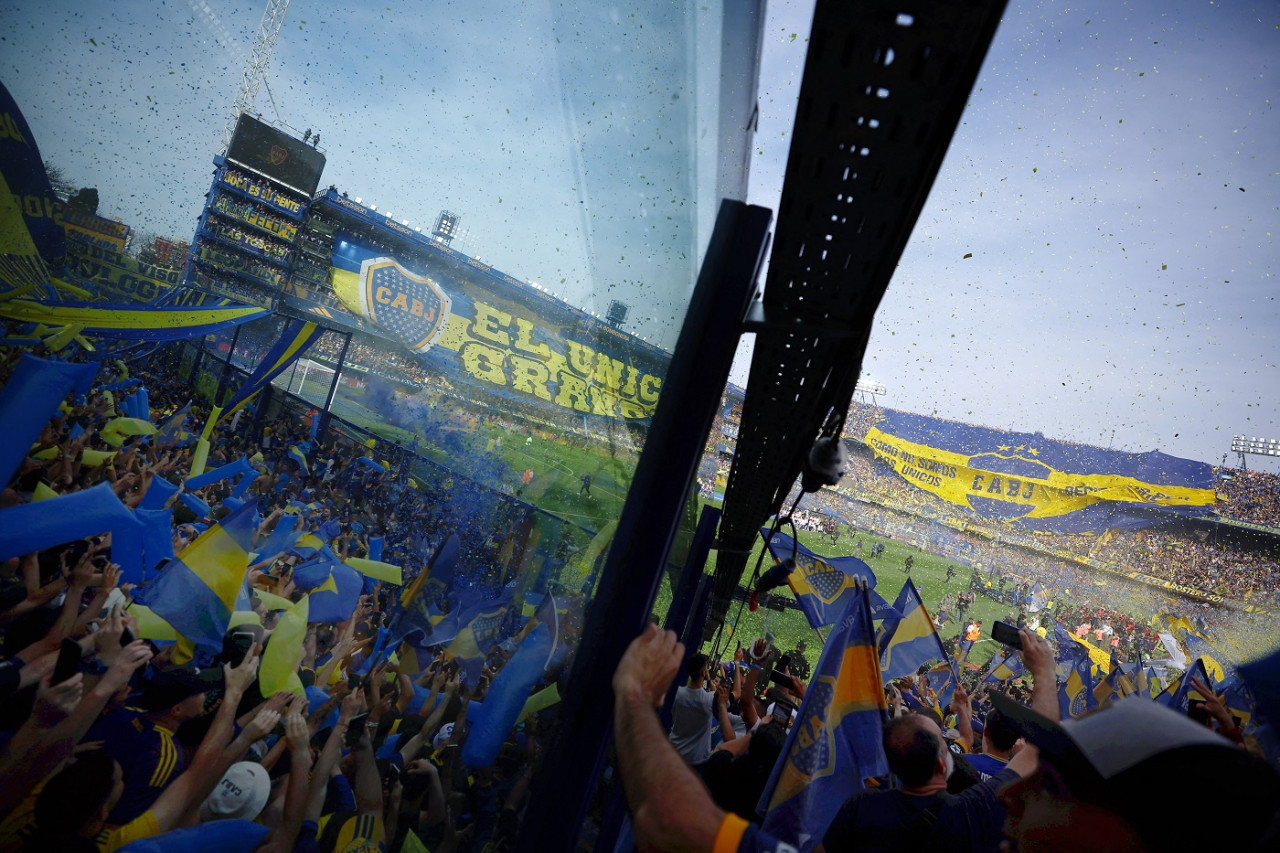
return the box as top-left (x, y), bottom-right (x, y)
top-left (221, 0), bottom-right (292, 148)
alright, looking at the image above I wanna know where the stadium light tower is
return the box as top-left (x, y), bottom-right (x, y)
top-left (854, 376), bottom-right (887, 405)
top-left (433, 210), bottom-right (461, 245)
top-left (605, 300), bottom-right (629, 329)
top-left (1230, 435), bottom-right (1280, 471)
top-left (221, 0), bottom-right (291, 148)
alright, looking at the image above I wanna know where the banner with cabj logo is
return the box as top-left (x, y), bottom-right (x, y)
top-left (327, 233), bottom-right (667, 421)
top-left (864, 410), bottom-right (1216, 532)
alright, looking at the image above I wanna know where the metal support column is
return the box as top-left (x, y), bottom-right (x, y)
top-left (516, 200), bottom-right (772, 852)
top-left (214, 324), bottom-right (242, 406)
top-left (317, 331), bottom-right (351, 443)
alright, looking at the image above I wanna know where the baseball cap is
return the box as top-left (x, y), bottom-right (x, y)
top-left (991, 692), bottom-right (1240, 786)
top-left (991, 693), bottom-right (1279, 848)
top-left (199, 762), bottom-right (271, 822)
top-left (136, 666), bottom-right (219, 712)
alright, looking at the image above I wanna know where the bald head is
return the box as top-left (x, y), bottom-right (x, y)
top-left (883, 715), bottom-right (947, 788)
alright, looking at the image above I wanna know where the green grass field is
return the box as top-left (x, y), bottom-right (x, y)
top-left (653, 524), bottom-right (1016, 674)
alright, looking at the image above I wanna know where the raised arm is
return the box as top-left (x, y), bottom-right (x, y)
top-left (613, 625), bottom-right (724, 852)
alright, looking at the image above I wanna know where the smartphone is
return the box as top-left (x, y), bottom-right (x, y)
top-left (52, 638), bottom-right (82, 685)
top-left (991, 621), bottom-right (1023, 649)
top-left (776, 654), bottom-right (791, 674)
top-left (229, 631), bottom-right (256, 667)
top-left (768, 669), bottom-right (796, 689)
top-left (120, 626), bottom-right (136, 647)
top-left (345, 713), bottom-right (369, 748)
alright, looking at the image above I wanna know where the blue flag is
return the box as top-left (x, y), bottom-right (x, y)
top-left (925, 663), bottom-right (956, 714)
top-left (307, 563), bottom-right (364, 624)
top-left (463, 595), bottom-right (560, 768)
top-left (878, 580), bottom-right (948, 681)
top-left (758, 583), bottom-right (889, 851)
top-left (761, 529), bottom-right (877, 630)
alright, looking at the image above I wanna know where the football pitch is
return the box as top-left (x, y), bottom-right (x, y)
top-left (654, 524), bottom-right (1016, 673)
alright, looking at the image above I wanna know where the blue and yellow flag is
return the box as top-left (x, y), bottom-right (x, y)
top-left (864, 410), bottom-right (1216, 532)
top-left (925, 663), bottom-right (956, 714)
top-left (878, 580), bottom-right (948, 681)
top-left (1059, 645), bottom-right (1097, 719)
top-left (1093, 649), bottom-right (1133, 707)
top-left (134, 500), bottom-right (257, 650)
top-left (387, 537), bottom-right (460, 651)
top-left (1156, 658), bottom-right (1209, 715)
top-left (0, 299), bottom-right (267, 341)
top-left (287, 445), bottom-right (310, 476)
top-left (758, 583), bottom-right (888, 850)
top-left (761, 529), bottom-right (878, 629)
top-left (446, 600), bottom-right (511, 687)
top-left (1180, 631), bottom-right (1235, 686)
top-left (983, 649), bottom-right (1025, 683)
top-left (219, 319), bottom-right (324, 420)
top-left (306, 564), bottom-right (363, 624)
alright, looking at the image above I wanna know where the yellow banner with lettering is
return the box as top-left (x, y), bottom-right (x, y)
top-left (864, 411), bottom-right (1216, 532)
top-left (329, 240), bottom-right (666, 420)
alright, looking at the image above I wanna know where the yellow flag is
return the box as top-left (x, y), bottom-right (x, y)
top-left (347, 558), bottom-right (403, 586)
top-left (130, 604), bottom-right (180, 641)
top-left (253, 589), bottom-right (294, 612)
top-left (260, 595), bottom-right (309, 697)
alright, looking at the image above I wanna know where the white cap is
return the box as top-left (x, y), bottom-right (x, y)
top-left (199, 762), bottom-right (271, 822)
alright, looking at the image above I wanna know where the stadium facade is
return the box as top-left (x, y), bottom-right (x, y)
top-left (181, 114), bottom-right (670, 428)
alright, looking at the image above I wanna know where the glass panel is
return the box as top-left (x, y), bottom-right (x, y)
top-left (2, 0), bottom-right (760, 845)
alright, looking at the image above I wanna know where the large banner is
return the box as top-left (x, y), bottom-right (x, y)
top-left (0, 80), bottom-right (65, 271)
top-left (864, 410), bottom-right (1216, 532)
top-left (65, 237), bottom-right (181, 303)
top-left (217, 169), bottom-right (306, 219)
top-left (327, 229), bottom-right (667, 421)
top-left (59, 205), bottom-right (131, 252)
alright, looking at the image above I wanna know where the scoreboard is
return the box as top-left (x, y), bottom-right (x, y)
top-left (226, 114), bottom-right (326, 196)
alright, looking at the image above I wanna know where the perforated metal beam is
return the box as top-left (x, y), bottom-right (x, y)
top-left (710, 0), bottom-right (1008, 633)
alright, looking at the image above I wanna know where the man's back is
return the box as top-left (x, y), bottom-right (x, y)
top-left (821, 768), bottom-right (1017, 853)
top-left (667, 685), bottom-right (714, 765)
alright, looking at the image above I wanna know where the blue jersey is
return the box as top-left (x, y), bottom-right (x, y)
top-left (89, 708), bottom-right (185, 824)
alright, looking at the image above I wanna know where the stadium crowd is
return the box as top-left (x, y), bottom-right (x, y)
top-left (0, 340), bottom-right (598, 851)
top-left (820, 412), bottom-right (1280, 609)
top-left (3, 334), bottom-right (1279, 852)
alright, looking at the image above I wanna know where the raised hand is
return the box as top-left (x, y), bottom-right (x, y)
top-left (244, 706), bottom-right (282, 743)
top-left (102, 640), bottom-right (153, 692)
top-left (284, 704), bottom-right (310, 752)
top-left (613, 624), bottom-right (684, 708)
top-left (33, 672), bottom-right (84, 726)
top-left (224, 643), bottom-right (262, 697)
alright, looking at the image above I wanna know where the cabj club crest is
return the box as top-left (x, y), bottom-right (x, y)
top-left (965, 444), bottom-right (1053, 522)
top-left (359, 257), bottom-right (452, 353)
top-left (775, 676), bottom-right (836, 803)
top-left (799, 555), bottom-right (851, 604)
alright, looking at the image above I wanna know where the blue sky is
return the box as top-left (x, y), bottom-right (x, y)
top-left (2, 0), bottom-right (1276, 470)
top-left (746, 0), bottom-right (1279, 470)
